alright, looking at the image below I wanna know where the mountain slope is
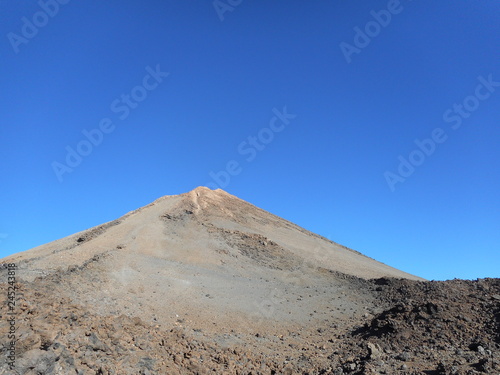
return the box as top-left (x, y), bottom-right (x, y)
top-left (1, 188), bottom-right (499, 374)
top-left (6, 186), bottom-right (422, 281)
top-left (1, 187), bottom-right (423, 329)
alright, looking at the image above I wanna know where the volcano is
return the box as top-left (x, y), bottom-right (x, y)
top-left (1, 187), bottom-right (498, 374)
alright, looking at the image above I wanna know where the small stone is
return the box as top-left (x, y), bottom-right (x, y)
top-left (367, 342), bottom-right (382, 360)
top-left (396, 352), bottom-right (411, 361)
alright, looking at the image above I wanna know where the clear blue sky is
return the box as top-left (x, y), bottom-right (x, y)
top-left (1, 1), bottom-right (498, 280)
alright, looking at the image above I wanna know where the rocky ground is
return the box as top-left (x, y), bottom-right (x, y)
top-left (335, 277), bottom-right (500, 375)
top-left (1, 275), bottom-right (498, 374)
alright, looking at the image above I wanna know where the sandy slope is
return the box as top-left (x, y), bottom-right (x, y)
top-left (4, 186), bottom-right (422, 281)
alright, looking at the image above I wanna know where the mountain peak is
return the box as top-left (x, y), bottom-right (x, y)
top-left (190, 185), bottom-right (216, 193)
top-left (5, 188), bottom-right (423, 282)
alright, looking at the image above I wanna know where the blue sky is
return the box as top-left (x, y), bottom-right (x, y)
top-left (1, 0), bottom-right (498, 281)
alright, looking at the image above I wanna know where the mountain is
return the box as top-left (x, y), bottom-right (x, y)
top-left (1, 187), bottom-right (498, 374)
top-left (6, 187), bottom-right (422, 281)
